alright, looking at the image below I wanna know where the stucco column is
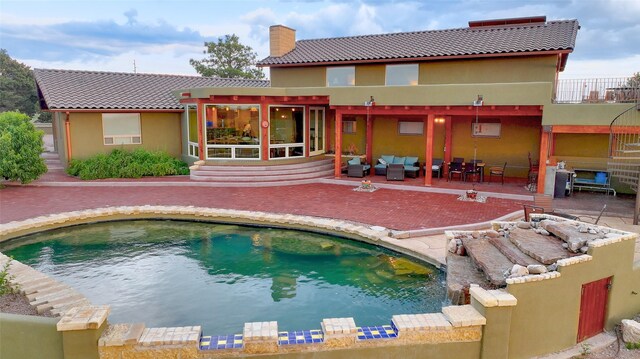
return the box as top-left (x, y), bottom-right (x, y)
top-left (305, 106), bottom-right (311, 157)
top-left (261, 101), bottom-right (270, 161)
top-left (196, 100), bottom-right (204, 160)
top-left (424, 114), bottom-right (435, 186)
top-left (366, 110), bottom-right (373, 165)
top-left (537, 130), bottom-right (550, 194)
top-left (469, 286), bottom-right (517, 359)
top-left (334, 110), bottom-right (343, 178)
top-left (444, 116), bottom-right (453, 175)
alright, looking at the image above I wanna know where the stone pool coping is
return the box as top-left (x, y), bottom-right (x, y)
top-left (0, 205), bottom-right (449, 268)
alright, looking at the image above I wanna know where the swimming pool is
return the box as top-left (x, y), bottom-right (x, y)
top-left (1, 220), bottom-right (446, 334)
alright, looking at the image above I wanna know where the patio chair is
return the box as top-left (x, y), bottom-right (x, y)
top-left (523, 194), bottom-right (579, 221)
top-left (346, 157), bottom-right (370, 178)
top-left (488, 162), bottom-right (507, 184)
top-left (386, 163), bottom-right (405, 181)
top-left (463, 160), bottom-right (482, 182)
top-left (448, 157), bottom-right (464, 181)
top-left (428, 158), bottom-right (444, 178)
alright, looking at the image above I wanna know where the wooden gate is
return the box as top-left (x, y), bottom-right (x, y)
top-left (577, 276), bottom-right (611, 342)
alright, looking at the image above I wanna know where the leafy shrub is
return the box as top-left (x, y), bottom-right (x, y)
top-left (0, 111), bottom-right (47, 184)
top-left (67, 149), bottom-right (189, 180)
top-left (0, 257), bottom-right (17, 295)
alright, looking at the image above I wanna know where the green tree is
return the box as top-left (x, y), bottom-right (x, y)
top-left (190, 34), bottom-right (265, 79)
top-left (0, 49), bottom-right (51, 122)
top-left (0, 111), bottom-right (47, 184)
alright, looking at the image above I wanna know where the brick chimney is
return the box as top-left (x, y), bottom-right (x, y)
top-left (269, 25), bottom-right (296, 57)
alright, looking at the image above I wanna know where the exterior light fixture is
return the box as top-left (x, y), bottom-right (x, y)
top-left (435, 117), bottom-right (445, 123)
top-left (473, 95), bottom-right (484, 107)
top-left (364, 96), bottom-right (375, 107)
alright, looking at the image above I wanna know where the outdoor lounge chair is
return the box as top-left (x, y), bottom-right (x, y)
top-left (489, 162), bottom-right (507, 184)
top-left (346, 157), bottom-right (370, 178)
top-left (463, 160), bottom-right (482, 182)
top-left (386, 163), bottom-right (405, 181)
top-left (523, 194), bottom-right (579, 221)
top-left (428, 158), bottom-right (444, 178)
top-left (448, 157), bottom-right (464, 181)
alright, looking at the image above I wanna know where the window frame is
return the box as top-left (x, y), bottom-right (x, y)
top-left (385, 63), bottom-right (419, 86)
top-left (397, 120), bottom-right (424, 135)
top-left (102, 113), bottom-right (142, 145)
top-left (326, 66), bottom-right (355, 87)
top-left (342, 119), bottom-right (357, 134)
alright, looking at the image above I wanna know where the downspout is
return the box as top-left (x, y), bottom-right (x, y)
top-left (64, 112), bottom-right (72, 161)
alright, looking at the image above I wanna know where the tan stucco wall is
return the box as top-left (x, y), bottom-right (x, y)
top-left (372, 117), bottom-right (427, 161)
top-left (506, 239), bottom-right (640, 359)
top-left (269, 56), bottom-right (557, 89)
top-left (68, 112), bottom-right (182, 160)
top-left (420, 56), bottom-right (557, 85)
top-left (451, 116), bottom-right (541, 177)
top-left (270, 67), bottom-right (326, 87)
top-left (543, 103), bottom-right (633, 126)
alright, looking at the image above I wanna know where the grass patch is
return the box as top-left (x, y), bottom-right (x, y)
top-left (67, 149), bottom-right (189, 180)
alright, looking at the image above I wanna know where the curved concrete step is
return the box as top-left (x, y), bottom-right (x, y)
top-left (191, 169), bottom-right (334, 182)
top-left (191, 163), bottom-right (334, 177)
top-left (198, 159), bottom-right (334, 172)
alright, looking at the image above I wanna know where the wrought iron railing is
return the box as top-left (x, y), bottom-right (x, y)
top-left (554, 77), bottom-right (639, 104)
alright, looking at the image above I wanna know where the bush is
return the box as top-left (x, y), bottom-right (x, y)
top-left (0, 111), bottom-right (47, 184)
top-left (67, 149), bottom-right (190, 180)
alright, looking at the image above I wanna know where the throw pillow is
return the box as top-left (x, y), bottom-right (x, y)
top-left (379, 158), bottom-right (387, 165)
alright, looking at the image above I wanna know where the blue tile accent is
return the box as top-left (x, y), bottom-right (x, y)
top-left (278, 329), bottom-right (324, 345)
top-left (199, 334), bottom-right (243, 351)
top-left (357, 325), bottom-right (398, 341)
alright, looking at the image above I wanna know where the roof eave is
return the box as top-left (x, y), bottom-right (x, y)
top-left (258, 49), bottom-right (575, 68)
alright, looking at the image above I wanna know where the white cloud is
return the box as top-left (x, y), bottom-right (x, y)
top-left (560, 54), bottom-right (640, 78)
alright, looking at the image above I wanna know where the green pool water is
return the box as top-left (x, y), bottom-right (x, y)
top-left (1, 220), bottom-right (446, 334)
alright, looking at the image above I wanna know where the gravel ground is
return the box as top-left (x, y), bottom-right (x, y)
top-left (585, 314), bottom-right (640, 359)
top-left (0, 293), bottom-right (54, 317)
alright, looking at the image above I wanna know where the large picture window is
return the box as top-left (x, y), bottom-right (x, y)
top-left (386, 64), bottom-right (418, 86)
top-left (102, 113), bottom-right (141, 145)
top-left (269, 106), bottom-right (304, 159)
top-left (204, 104), bottom-right (260, 159)
top-left (326, 67), bottom-right (355, 87)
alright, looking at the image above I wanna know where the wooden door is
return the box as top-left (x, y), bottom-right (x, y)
top-left (577, 277), bottom-right (611, 342)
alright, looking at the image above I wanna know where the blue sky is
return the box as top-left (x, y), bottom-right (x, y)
top-left (1, 0), bottom-right (638, 78)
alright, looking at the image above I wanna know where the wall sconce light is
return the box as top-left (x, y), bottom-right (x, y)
top-left (364, 96), bottom-right (375, 107)
top-left (435, 117), bottom-right (445, 123)
top-left (473, 95), bottom-right (484, 107)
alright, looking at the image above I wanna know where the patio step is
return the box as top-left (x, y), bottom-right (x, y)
top-left (190, 159), bottom-right (335, 183)
top-left (41, 152), bottom-right (64, 171)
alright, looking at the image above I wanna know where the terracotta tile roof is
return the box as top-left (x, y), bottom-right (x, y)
top-left (34, 69), bottom-right (270, 110)
top-left (257, 19), bottom-right (579, 66)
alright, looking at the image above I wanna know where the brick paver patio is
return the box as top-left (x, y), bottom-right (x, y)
top-left (0, 184), bottom-right (524, 230)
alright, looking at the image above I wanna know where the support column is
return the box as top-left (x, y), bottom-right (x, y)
top-left (261, 102), bottom-right (270, 161)
top-left (196, 100), bottom-right (204, 160)
top-left (424, 114), bottom-right (435, 186)
top-left (537, 131), bottom-right (550, 194)
top-left (305, 106), bottom-right (311, 157)
top-left (334, 110), bottom-right (343, 178)
top-left (366, 111), bottom-right (373, 165)
top-left (444, 116), bottom-right (453, 176)
top-left (64, 112), bottom-right (72, 162)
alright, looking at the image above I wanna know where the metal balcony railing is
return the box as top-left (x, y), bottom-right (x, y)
top-left (554, 77), bottom-right (639, 104)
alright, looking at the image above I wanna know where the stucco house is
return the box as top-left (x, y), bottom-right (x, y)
top-left (34, 15), bottom-right (638, 193)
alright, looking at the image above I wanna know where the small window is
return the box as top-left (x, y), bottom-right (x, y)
top-left (327, 67), bottom-right (355, 87)
top-left (398, 121), bottom-right (423, 135)
top-left (342, 120), bottom-right (356, 134)
top-left (386, 64), bottom-right (418, 86)
top-left (102, 113), bottom-right (142, 145)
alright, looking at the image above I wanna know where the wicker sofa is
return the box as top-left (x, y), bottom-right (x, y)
top-left (374, 155), bottom-right (420, 178)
